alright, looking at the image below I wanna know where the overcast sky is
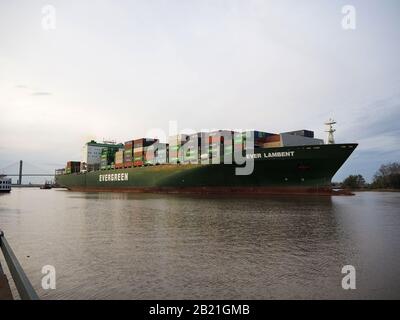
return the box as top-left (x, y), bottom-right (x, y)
top-left (1, 0), bottom-right (399, 182)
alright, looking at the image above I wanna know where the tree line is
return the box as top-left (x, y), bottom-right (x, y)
top-left (340, 162), bottom-right (400, 190)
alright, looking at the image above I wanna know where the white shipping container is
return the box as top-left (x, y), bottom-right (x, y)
top-left (115, 150), bottom-right (124, 164)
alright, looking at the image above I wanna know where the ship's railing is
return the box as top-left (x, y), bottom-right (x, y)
top-left (0, 229), bottom-right (39, 300)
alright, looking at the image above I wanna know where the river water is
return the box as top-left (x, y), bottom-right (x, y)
top-left (0, 188), bottom-right (399, 299)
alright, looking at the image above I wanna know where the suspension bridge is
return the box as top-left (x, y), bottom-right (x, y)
top-left (0, 161), bottom-right (60, 185)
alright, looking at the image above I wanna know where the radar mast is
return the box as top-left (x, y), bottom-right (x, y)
top-left (325, 119), bottom-right (336, 144)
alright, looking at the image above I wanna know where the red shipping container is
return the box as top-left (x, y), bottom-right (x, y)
top-left (124, 161), bottom-right (133, 168)
top-left (134, 138), bottom-right (158, 148)
top-left (210, 136), bottom-right (222, 143)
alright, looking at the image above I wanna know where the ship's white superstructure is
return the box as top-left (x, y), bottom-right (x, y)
top-left (0, 175), bottom-right (11, 193)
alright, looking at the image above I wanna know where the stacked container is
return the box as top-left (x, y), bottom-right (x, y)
top-left (66, 161), bottom-right (81, 174)
top-left (124, 140), bottom-right (134, 168)
top-left (143, 144), bottom-right (155, 165)
top-left (208, 130), bottom-right (234, 164)
top-left (141, 144), bottom-right (154, 165)
top-left (236, 131), bottom-right (277, 149)
top-left (100, 146), bottom-right (120, 170)
top-left (222, 131), bottom-right (234, 163)
top-left (233, 132), bottom-right (245, 157)
top-left (133, 139), bottom-right (144, 167)
top-left (143, 142), bottom-right (168, 165)
top-left (279, 133), bottom-right (323, 147)
top-left (253, 131), bottom-right (276, 147)
top-left (181, 133), bottom-right (205, 164)
top-left (55, 168), bottom-right (66, 175)
top-left (114, 149), bottom-right (124, 169)
top-left (283, 130), bottom-right (314, 138)
top-left (261, 134), bottom-right (282, 148)
top-left (133, 138), bottom-right (158, 166)
top-left (154, 143), bottom-right (169, 165)
top-left (168, 134), bottom-right (188, 164)
top-left (100, 148), bottom-right (109, 170)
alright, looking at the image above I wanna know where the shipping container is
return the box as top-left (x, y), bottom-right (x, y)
top-left (282, 130), bottom-right (314, 138)
top-left (153, 143), bottom-right (168, 164)
top-left (234, 134), bottom-right (245, 144)
top-left (209, 130), bottom-right (233, 141)
top-left (181, 143), bottom-right (199, 164)
top-left (155, 154), bottom-right (168, 165)
top-left (99, 145), bottom-right (121, 169)
top-left (87, 163), bottom-right (100, 172)
top-left (264, 134), bottom-right (281, 143)
top-left (262, 141), bottom-right (282, 148)
top-left (124, 161), bottom-right (133, 168)
top-left (134, 138), bottom-right (158, 148)
top-left (115, 150), bottom-right (124, 165)
top-left (66, 161), bottom-right (81, 173)
top-left (115, 163), bottom-right (124, 169)
top-left (124, 140), bottom-right (134, 163)
top-left (240, 131), bottom-right (276, 147)
top-left (128, 138), bottom-right (158, 166)
top-left (67, 161), bottom-right (81, 168)
top-left (133, 152), bottom-right (143, 162)
top-left (143, 144), bottom-right (155, 165)
top-left (280, 133), bottom-right (323, 147)
top-left (181, 132), bottom-right (217, 164)
top-left (168, 134), bottom-right (188, 164)
top-left (206, 130), bottom-right (235, 164)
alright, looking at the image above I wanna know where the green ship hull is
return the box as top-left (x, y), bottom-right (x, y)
top-left (55, 143), bottom-right (357, 194)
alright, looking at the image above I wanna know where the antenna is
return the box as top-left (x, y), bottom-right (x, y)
top-left (325, 118), bottom-right (336, 144)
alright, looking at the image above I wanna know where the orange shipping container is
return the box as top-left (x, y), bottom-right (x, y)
top-left (262, 141), bottom-right (282, 148)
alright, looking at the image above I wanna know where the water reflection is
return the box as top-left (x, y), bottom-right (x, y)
top-left (0, 189), bottom-right (399, 299)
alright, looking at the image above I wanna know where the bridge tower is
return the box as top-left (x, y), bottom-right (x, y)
top-left (18, 160), bottom-right (23, 185)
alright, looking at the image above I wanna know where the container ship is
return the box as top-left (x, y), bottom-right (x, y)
top-left (55, 121), bottom-right (357, 195)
